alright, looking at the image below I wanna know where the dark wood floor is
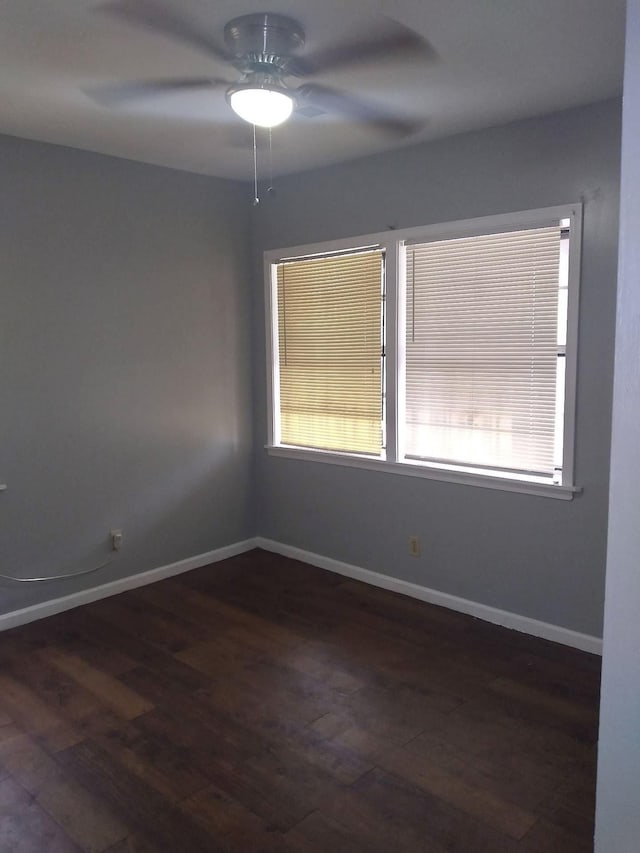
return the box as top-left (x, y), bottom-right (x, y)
top-left (0, 549), bottom-right (600, 852)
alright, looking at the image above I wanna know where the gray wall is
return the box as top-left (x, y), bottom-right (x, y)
top-left (0, 135), bottom-right (254, 615)
top-left (596, 1), bottom-right (640, 848)
top-left (252, 99), bottom-right (621, 638)
top-left (0, 98), bottom-right (621, 640)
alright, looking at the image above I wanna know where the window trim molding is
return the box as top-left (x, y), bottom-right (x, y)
top-left (265, 445), bottom-right (580, 500)
top-left (264, 203), bottom-right (583, 498)
top-left (563, 204), bottom-right (583, 490)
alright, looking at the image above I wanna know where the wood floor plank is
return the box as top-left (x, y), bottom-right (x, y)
top-left (314, 782), bottom-right (455, 853)
top-left (116, 663), bottom-right (209, 706)
top-left (179, 784), bottom-right (316, 852)
top-left (0, 618), bottom-right (138, 678)
top-left (292, 809), bottom-right (394, 853)
top-left (262, 724), bottom-right (374, 787)
top-left (40, 649), bottom-right (154, 720)
top-left (196, 680), bottom-right (374, 786)
top-left (201, 745), bottom-right (339, 832)
top-left (0, 674), bottom-right (83, 753)
top-left (134, 689), bottom-right (263, 769)
top-left (426, 698), bottom-right (596, 776)
top-left (62, 607), bottom-right (201, 679)
top-left (36, 776), bottom-right (130, 853)
top-left (151, 578), bottom-right (306, 650)
top-left (0, 727), bottom-right (129, 851)
top-left (223, 624), bottom-right (365, 693)
top-left (407, 730), bottom-right (562, 812)
top-left (145, 580), bottom-right (246, 631)
top-left (174, 633), bottom-right (269, 679)
top-left (56, 739), bottom-right (226, 853)
top-left (180, 783), bottom-right (268, 839)
top-left (500, 649), bottom-right (601, 706)
top-left (325, 683), bottom-right (452, 745)
top-left (350, 767), bottom-right (521, 853)
top-left (0, 727), bottom-right (65, 795)
top-left (8, 648), bottom-right (106, 724)
top-left (103, 837), bottom-right (163, 853)
top-left (325, 722), bottom-right (417, 765)
top-left (129, 582), bottom-right (238, 639)
top-left (378, 737), bottom-right (538, 839)
top-left (92, 722), bottom-right (210, 803)
top-left (97, 593), bottom-right (221, 654)
top-left (0, 776), bottom-right (82, 853)
top-left (49, 630), bottom-right (139, 678)
top-left (488, 676), bottom-right (600, 730)
top-left (520, 817), bottom-right (594, 853)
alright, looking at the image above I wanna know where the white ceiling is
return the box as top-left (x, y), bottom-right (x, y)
top-left (0, 0), bottom-right (626, 181)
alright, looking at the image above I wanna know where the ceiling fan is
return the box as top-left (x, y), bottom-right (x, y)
top-left (91, 0), bottom-right (434, 136)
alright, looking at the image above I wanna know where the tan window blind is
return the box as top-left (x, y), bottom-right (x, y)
top-left (276, 248), bottom-right (384, 455)
top-left (405, 225), bottom-right (563, 476)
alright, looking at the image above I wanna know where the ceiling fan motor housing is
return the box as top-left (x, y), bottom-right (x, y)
top-left (224, 13), bottom-right (305, 75)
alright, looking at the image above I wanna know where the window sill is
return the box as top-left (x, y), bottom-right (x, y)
top-left (265, 445), bottom-right (580, 500)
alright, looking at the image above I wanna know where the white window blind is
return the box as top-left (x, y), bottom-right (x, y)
top-left (404, 225), bottom-right (564, 478)
top-left (275, 248), bottom-right (384, 455)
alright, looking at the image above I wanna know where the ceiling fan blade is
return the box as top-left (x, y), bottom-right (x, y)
top-left (290, 17), bottom-right (437, 77)
top-left (84, 77), bottom-right (228, 107)
top-left (297, 83), bottom-right (423, 138)
top-left (98, 0), bottom-right (230, 62)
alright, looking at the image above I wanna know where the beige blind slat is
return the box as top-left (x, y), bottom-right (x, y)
top-left (405, 226), bottom-right (562, 475)
top-left (276, 249), bottom-right (383, 455)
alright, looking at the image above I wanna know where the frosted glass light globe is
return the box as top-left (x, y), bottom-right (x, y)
top-left (229, 88), bottom-right (294, 128)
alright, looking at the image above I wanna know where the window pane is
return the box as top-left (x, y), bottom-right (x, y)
top-left (405, 226), bottom-right (563, 476)
top-left (276, 249), bottom-right (384, 455)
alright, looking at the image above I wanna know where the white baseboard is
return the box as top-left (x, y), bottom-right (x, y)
top-left (255, 537), bottom-right (603, 656)
top-left (0, 538), bottom-right (259, 633)
top-left (1, 535), bottom-right (603, 656)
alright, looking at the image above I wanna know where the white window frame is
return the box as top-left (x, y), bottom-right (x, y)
top-left (264, 204), bottom-right (582, 500)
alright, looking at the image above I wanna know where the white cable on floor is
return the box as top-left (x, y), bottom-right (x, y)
top-left (0, 556), bottom-right (113, 583)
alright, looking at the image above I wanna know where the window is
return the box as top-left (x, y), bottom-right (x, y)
top-left (404, 226), bottom-right (566, 479)
top-left (265, 205), bottom-right (581, 499)
top-left (273, 248), bottom-right (384, 455)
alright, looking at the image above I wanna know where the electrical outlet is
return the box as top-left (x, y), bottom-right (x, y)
top-left (110, 529), bottom-right (124, 551)
top-left (408, 535), bottom-right (420, 557)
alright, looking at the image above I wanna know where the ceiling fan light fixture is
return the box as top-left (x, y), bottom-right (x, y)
top-left (227, 83), bottom-right (294, 128)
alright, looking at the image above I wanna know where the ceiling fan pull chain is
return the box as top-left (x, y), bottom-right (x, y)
top-left (253, 123), bottom-right (260, 206)
top-left (268, 127), bottom-right (275, 196)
